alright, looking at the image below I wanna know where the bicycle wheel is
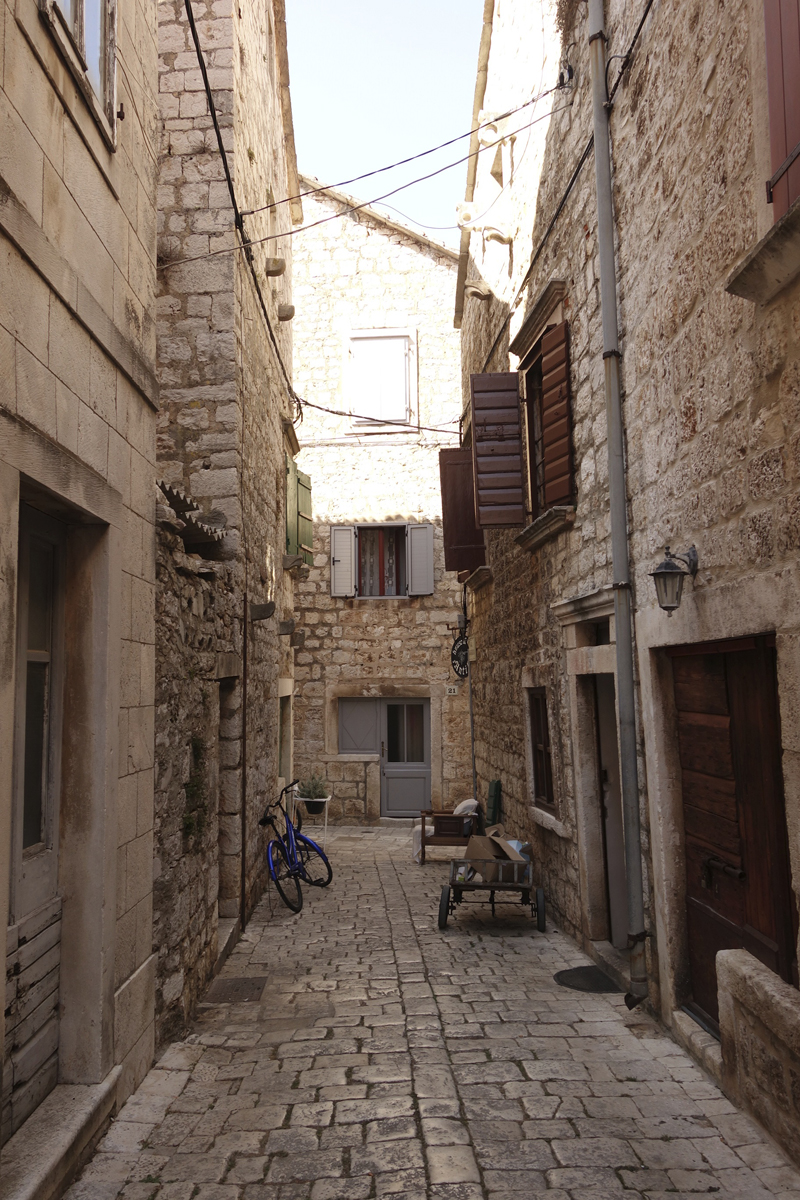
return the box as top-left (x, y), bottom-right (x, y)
top-left (295, 833), bottom-right (333, 887)
top-left (268, 839), bottom-right (303, 912)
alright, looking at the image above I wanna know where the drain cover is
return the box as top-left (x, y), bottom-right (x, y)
top-left (554, 966), bottom-right (622, 993)
top-left (205, 976), bottom-right (267, 1003)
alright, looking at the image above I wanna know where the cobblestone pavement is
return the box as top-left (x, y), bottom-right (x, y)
top-left (67, 827), bottom-right (800, 1200)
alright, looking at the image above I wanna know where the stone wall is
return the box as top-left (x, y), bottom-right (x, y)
top-left (152, 522), bottom-right (240, 1046)
top-left (154, 0), bottom-right (299, 1033)
top-left (291, 188), bottom-right (474, 819)
top-left (718, 949), bottom-right (800, 1167)
top-left (1, 0), bottom-right (160, 1127)
top-left (459, 0), bottom-right (800, 1019)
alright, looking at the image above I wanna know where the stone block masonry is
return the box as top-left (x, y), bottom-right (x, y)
top-left (291, 186), bottom-right (474, 820)
top-left (155, 0), bottom-right (301, 1041)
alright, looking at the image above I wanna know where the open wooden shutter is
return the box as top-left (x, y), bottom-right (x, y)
top-left (286, 455), bottom-right (298, 555)
top-left (540, 322), bottom-right (574, 508)
top-left (407, 523), bottom-right (435, 595)
top-left (297, 469), bottom-right (313, 566)
top-left (470, 373), bottom-right (525, 527)
top-left (330, 525), bottom-right (357, 596)
top-left (764, 0), bottom-right (800, 220)
top-left (439, 449), bottom-right (486, 574)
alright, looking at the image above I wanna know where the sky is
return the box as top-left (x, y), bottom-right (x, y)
top-left (285, 0), bottom-right (486, 249)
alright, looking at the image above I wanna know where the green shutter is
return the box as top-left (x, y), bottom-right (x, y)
top-left (298, 470), bottom-right (313, 566)
top-left (286, 455), bottom-right (298, 556)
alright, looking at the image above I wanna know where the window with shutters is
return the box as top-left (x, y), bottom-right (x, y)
top-left (764, 0), bottom-right (800, 221)
top-left (347, 330), bottom-right (417, 425)
top-left (286, 456), bottom-right (313, 566)
top-left (38, 0), bottom-right (117, 139)
top-left (523, 321), bottom-right (575, 518)
top-left (527, 688), bottom-right (555, 810)
top-left (439, 448), bottom-right (486, 574)
top-left (329, 523), bottom-right (434, 597)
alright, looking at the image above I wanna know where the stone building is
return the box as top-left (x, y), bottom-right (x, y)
top-left (152, 0), bottom-right (302, 1041)
top-left (290, 181), bottom-right (473, 821)
top-left (452, 0), bottom-right (800, 1163)
top-left (0, 0), bottom-right (159, 1174)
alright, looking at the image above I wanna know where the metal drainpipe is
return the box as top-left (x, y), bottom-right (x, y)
top-left (240, 590), bottom-right (248, 931)
top-left (588, 0), bottom-right (647, 1002)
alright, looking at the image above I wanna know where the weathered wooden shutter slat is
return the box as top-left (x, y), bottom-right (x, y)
top-left (438, 449), bottom-right (486, 574)
top-left (297, 469), bottom-right (313, 565)
top-left (764, 0), bottom-right (800, 220)
top-left (286, 455), bottom-right (298, 555)
top-left (470, 372), bottom-right (525, 527)
top-left (540, 322), bottom-right (574, 508)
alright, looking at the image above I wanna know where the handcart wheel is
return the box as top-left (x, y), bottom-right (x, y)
top-left (438, 885), bottom-right (451, 929)
top-left (536, 887), bottom-right (546, 932)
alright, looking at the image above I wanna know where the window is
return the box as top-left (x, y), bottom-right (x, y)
top-left (286, 456), bottom-right (313, 565)
top-left (524, 321), bottom-right (575, 518)
top-left (528, 688), bottom-right (555, 810)
top-left (38, 0), bottom-right (116, 134)
top-left (348, 330), bottom-right (416, 425)
top-left (764, 1), bottom-right (800, 221)
top-left (339, 698), bottom-right (379, 753)
top-left (329, 523), bottom-right (434, 597)
top-left (11, 506), bottom-right (66, 919)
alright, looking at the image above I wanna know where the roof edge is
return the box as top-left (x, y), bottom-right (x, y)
top-left (297, 173), bottom-right (460, 264)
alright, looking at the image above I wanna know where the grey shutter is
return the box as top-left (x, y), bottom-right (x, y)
top-left (439, 448), bottom-right (486, 574)
top-left (407, 523), bottom-right (434, 595)
top-left (330, 525), bottom-right (357, 596)
top-left (470, 372), bottom-right (525, 527)
top-left (338, 698), bottom-right (379, 752)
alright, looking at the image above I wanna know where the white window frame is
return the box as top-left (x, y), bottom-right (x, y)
top-left (330, 522), bottom-right (434, 598)
top-left (345, 328), bottom-right (418, 428)
top-left (38, 0), bottom-right (118, 148)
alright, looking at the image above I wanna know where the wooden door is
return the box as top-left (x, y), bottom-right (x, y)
top-left (670, 636), bottom-right (798, 1028)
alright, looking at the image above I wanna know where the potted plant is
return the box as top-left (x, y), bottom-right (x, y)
top-left (296, 773), bottom-right (330, 815)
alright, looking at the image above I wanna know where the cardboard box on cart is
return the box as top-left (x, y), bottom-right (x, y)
top-left (464, 827), bottom-right (525, 883)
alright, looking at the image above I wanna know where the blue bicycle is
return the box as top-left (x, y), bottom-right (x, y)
top-left (258, 780), bottom-right (333, 912)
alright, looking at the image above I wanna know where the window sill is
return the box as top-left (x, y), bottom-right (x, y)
top-left (464, 565), bottom-right (493, 591)
top-left (530, 805), bottom-right (569, 839)
top-left (515, 506), bottom-right (576, 553)
top-left (726, 192), bottom-right (800, 305)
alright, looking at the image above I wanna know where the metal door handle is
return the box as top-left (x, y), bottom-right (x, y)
top-left (701, 856), bottom-right (746, 889)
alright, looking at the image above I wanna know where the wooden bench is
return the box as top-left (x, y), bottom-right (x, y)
top-left (419, 809), bottom-right (479, 864)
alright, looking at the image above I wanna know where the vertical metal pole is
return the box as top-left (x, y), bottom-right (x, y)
top-left (588, 0), bottom-right (647, 1000)
top-left (468, 664), bottom-right (478, 801)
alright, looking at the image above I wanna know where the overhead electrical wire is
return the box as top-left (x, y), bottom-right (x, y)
top-left (159, 101), bottom-right (575, 273)
top-left (479, 0), bottom-right (657, 372)
top-left (239, 85), bottom-right (562, 219)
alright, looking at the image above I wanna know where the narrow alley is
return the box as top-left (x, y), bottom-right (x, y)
top-left (64, 830), bottom-right (800, 1200)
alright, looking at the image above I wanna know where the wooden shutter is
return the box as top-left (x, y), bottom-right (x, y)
top-left (407, 523), bottom-right (434, 595)
top-left (297, 469), bottom-right (313, 566)
top-left (764, 0), bottom-right (800, 220)
top-left (285, 455), bottom-right (298, 555)
top-left (540, 321), bottom-right (574, 509)
top-left (438, 449), bottom-right (486, 574)
top-left (470, 372), bottom-right (525, 527)
top-left (330, 525), bottom-right (357, 596)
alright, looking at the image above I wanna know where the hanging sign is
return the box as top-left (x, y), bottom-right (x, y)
top-left (451, 634), bottom-right (469, 678)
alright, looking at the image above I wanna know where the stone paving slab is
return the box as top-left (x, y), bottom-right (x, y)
top-left (65, 827), bottom-right (800, 1200)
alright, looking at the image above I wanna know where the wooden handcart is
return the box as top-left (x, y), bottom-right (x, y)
top-left (438, 858), bottom-right (546, 930)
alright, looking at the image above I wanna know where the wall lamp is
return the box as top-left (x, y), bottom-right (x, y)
top-left (650, 545), bottom-right (698, 615)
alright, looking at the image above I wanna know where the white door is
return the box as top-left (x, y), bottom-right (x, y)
top-left (380, 699), bottom-right (431, 817)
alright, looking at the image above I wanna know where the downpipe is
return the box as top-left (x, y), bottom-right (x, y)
top-left (588, 0), bottom-right (648, 1006)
